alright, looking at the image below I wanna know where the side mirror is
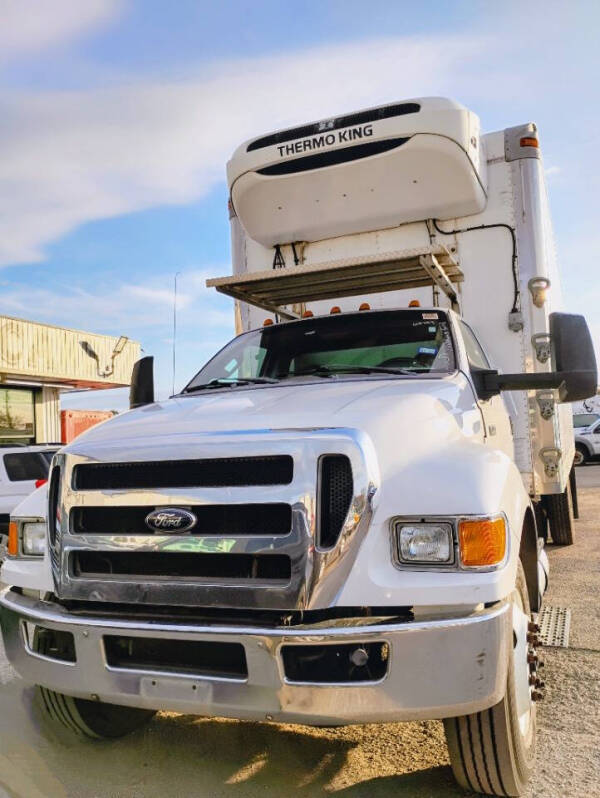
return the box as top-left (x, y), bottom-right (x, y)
top-left (472, 313), bottom-right (597, 403)
top-left (549, 312), bottom-right (597, 401)
top-left (129, 356), bottom-right (154, 409)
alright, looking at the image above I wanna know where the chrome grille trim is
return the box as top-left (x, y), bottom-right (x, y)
top-left (50, 428), bottom-right (379, 611)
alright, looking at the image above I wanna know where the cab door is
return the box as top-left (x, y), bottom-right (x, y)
top-left (458, 320), bottom-right (515, 459)
top-left (587, 421), bottom-right (600, 456)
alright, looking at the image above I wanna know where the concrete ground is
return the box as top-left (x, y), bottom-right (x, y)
top-left (1, 468), bottom-right (599, 798)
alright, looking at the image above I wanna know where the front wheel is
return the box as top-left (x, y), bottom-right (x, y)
top-left (35, 687), bottom-right (156, 739)
top-left (573, 444), bottom-right (588, 467)
top-left (444, 562), bottom-right (536, 796)
top-left (34, 629), bottom-right (156, 739)
top-left (546, 480), bottom-right (575, 546)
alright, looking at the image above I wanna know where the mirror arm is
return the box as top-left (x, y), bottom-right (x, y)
top-left (487, 371), bottom-right (566, 392)
top-left (473, 368), bottom-right (598, 402)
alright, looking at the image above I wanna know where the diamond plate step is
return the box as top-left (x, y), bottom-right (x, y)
top-left (538, 605), bottom-right (571, 648)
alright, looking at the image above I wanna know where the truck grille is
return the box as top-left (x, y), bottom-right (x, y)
top-left (70, 504), bottom-right (292, 537)
top-left (318, 455), bottom-right (353, 548)
top-left (71, 551), bottom-right (292, 582)
top-left (52, 433), bottom-right (371, 611)
top-left (72, 455), bottom-right (293, 490)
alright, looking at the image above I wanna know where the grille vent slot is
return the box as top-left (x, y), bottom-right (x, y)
top-left (104, 636), bottom-right (248, 679)
top-left (71, 551), bottom-right (292, 582)
top-left (246, 102), bottom-right (421, 152)
top-left (318, 455), bottom-right (353, 549)
top-left (71, 504), bottom-right (292, 537)
top-left (48, 465), bottom-right (61, 547)
top-left (72, 455), bottom-right (293, 490)
top-left (257, 138), bottom-right (408, 177)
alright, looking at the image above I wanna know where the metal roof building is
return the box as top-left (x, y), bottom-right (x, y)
top-left (0, 315), bottom-right (140, 444)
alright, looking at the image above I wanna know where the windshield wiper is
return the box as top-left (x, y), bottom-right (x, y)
top-left (183, 377), bottom-right (279, 394)
top-left (280, 364), bottom-right (419, 378)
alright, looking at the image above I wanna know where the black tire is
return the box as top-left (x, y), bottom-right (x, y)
top-left (546, 480), bottom-right (575, 546)
top-left (35, 687), bottom-right (156, 739)
top-left (34, 631), bottom-right (156, 739)
top-left (574, 443), bottom-right (589, 467)
top-left (444, 563), bottom-right (536, 796)
top-left (533, 501), bottom-right (547, 541)
top-left (569, 465), bottom-right (579, 520)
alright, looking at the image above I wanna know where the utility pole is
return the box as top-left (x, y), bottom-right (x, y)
top-left (172, 271), bottom-right (181, 395)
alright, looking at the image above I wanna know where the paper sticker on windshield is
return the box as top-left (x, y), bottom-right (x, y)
top-left (422, 313), bottom-right (438, 320)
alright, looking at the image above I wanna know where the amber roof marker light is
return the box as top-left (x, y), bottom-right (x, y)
top-left (520, 137), bottom-right (539, 148)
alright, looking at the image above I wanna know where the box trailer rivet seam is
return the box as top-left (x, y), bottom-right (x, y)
top-left (1, 96), bottom-right (597, 798)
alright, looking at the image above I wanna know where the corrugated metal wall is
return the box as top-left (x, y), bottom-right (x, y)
top-left (0, 316), bottom-right (140, 388)
top-left (34, 387), bottom-right (60, 443)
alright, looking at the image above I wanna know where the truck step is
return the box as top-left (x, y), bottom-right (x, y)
top-left (538, 605), bottom-right (571, 647)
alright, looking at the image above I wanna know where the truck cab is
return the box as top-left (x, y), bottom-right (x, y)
top-left (0, 97), bottom-right (595, 797)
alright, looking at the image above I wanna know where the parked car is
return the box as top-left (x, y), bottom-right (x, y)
top-left (574, 419), bottom-right (600, 465)
top-left (0, 483), bottom-right (50, 584)
top-left (0, 444), bottom-right (59, 557)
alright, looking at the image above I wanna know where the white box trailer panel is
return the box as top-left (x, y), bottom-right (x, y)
top-left (216, 112), bottom-right (574, 500)
top-left (229, 98), bottom-right (487, 246)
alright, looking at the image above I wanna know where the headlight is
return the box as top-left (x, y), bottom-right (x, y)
top-left (21, 522), bottom-right (46, 556)
top-left (396, 523), bottom-right (453, 564)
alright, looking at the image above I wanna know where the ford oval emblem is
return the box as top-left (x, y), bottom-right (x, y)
top-left (145, 508), bottom-right (197, 534)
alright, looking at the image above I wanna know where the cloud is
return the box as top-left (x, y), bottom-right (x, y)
top-left (0, 268), bottom-right (230, 334)
top-left (0, 34), bottom-right (505, 267)
top-left (0, 267), bottom-right (235, 402)
top-left (0, 0), bottom-right (122, 62)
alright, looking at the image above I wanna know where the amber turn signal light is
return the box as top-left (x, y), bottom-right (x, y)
top-left (520, 136), bottom-right (539, 148)
top-left (7, 521), bottom-right (18, 557)
top-left (459, 517), bottom-right (506, 567)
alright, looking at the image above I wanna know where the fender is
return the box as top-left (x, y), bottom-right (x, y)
top-left (519, 507), bottom-right (540, 612)
top-left (337, 440), bottom-right (533, 608)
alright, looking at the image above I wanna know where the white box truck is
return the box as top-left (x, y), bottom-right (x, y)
top-left (1, 98), bottom-right (596, 796)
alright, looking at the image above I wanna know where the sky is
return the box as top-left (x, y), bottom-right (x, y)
top-left (1, 0), bottom-right (599, 410)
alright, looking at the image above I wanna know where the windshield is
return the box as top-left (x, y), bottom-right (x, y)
top-left (184, 310), bottom-right (455, 392)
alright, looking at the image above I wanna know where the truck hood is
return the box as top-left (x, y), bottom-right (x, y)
top-left (66, 374), bottom-right (482, 458)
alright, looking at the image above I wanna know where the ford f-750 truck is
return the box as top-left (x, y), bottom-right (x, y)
top-left (1, 98), bottom-right (596, 796)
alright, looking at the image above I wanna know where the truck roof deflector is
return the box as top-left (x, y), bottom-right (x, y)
top-left (207, 244), bottom-right (462, 320)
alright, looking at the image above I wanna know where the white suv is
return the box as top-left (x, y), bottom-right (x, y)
top-left (574, 420), bottom-right (600, 465)
top-left (0, 445), bottom-right (59, 553)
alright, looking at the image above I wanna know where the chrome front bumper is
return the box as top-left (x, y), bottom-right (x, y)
top-left (0, 589), bottom-right (511, 724)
